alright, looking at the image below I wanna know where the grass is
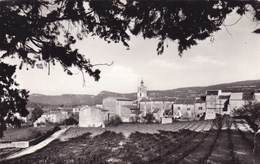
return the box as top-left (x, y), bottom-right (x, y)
top-left (0, 126), bottom-right (55, 142)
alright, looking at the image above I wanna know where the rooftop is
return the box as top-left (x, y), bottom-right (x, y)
top-left (218, 95), bottom-right (230, 99)
top-left (206, 90), bottom-right (219, 96)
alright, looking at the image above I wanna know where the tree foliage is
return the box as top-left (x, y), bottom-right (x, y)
top-left (30, 107), bottom-right (44, 123)
top-left (142, 112), bottom-right (156, 124)
top-left (0, 0), bottom-right (259, 135)
top-left (233, 102), bottom-right (260, 121)
top-left (0, 62), bottom-right (28, 137)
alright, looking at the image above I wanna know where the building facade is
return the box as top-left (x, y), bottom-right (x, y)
top-left (79, 106), bottom-right (108, 127)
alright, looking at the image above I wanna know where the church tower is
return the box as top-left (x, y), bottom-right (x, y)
top-left (137, 79), bottom-right (147, 102)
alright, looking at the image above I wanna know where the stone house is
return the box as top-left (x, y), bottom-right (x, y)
top-left (205, 90), bottom-right (221, 120)
top-left (33, 109), bottom-right (70, 127)
top-left (182, 98), bottom-right (196, 119)
top-left (121, 105), bottom-right (140, 122)
top-left (194, 96), bottom-right (206, 120)
top-left (173, 98), bottom-right (186, 119)
top-left (229, 91), bottom-right (255, 116)
top-left (173, 98), bottom-right (195, 120)
top-left (78, 106), bottom-right (108, 127)
top-left (139, 97), bottom-right (175, 122)
top-left (102, 97), bottom-right (138, 122)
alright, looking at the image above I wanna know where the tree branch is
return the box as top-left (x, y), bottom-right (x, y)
top-left (92, 61), bottom-right (114, 67)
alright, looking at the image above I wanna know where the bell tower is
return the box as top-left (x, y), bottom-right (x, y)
top-left (137, 79), bottom-right (147, 102)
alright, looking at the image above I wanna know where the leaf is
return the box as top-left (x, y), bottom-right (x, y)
top-left (253, 28), bottom-right (260, 34)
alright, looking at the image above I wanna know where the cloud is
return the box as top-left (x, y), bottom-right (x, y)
top-left (99, 65), bottom-right (140, 92)
top-left (192, 56), bottom-right (226, 66)
top-left (105, 65), bottom-right (139, 79)
top-left (147, 59), bottom-right (192, 70)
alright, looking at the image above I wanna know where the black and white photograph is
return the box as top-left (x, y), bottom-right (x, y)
top-left (0, 0), bottom-right (260, 163)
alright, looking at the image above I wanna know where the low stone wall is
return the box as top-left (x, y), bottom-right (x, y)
top-left (0, 142), bottom-right (29, 148)
top-left (0, 126), bottom-right (61, 148)
top-left (29, 126), bottom-right (60, 146)
top-left (161, 117), bottom-right (172, 124)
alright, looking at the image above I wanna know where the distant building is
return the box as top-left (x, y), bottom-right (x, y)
top-left (102, 97), bottom-right (139, 122)
top-left (229, 92), bottom-right (255, 116)
top-left (33, 109), bottom-right (70, 127)
top-left (139, 97), bottom-right (175, 122)
top-left (72, 105), bottom-right (87, 113)
top-left (173, 98), bottom-right (195, 120)
top-left (120, 105), bottom-right (140, 122)
top-left (79, 106), bottom-right (108, 127)
top-left (194, 96), bottom-right (206, 120)
top-left (205, 90), bottom-right (221, 120)
top-left (173, 98), bottom-right (186, 118)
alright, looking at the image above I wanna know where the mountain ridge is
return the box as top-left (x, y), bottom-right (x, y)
top-left (28, 79), bottom-right (260, 107)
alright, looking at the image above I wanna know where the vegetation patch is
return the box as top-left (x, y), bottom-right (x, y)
top-left (0, 126), bottom-right (55, 142)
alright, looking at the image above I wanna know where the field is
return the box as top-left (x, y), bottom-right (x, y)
top-left (3, 119), bottom-right (260, 164)
top-left (0, 126), bottom-right (55, 142)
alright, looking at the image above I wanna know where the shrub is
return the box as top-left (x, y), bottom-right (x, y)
top-left (63, 117), bottom-right (78, 125)
top-left (142, 113), bottom-right (155, 124)
top-left (129, 115), bottom-right (141, 123)
top-left (212, 114), bottom-right (223, 130)
top-left (104, 115), bottom-right (122, 126)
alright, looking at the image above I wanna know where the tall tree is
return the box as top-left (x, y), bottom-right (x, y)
top-left (0, 0), bottom-right (259, 136)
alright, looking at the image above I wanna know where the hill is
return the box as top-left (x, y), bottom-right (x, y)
top-left (28, 94), bottom-right (95, 107)
top-left (28, 79), bottom-right (260, 107)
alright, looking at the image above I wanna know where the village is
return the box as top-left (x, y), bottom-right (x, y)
top-left (30, 79), bottom-right (260, 128)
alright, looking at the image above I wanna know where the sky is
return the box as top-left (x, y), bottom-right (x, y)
top-left (6, 10), bottom-right (260, 96)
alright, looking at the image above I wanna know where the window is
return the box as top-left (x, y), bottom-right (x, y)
top-left (198, 107), bottom-right (203, 110)
top-left (187, 108), bottom-right (190, 111)
top-left (178, 107), bottom-right (180, 110)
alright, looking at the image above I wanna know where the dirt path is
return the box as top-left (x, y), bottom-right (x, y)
top-left (4, 127), bottom-right (69, 160)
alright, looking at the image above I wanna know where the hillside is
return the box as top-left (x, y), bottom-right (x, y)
top-left (28, 94), bottom-right (95, 107)
top-left (28, 79), bottom-right (260, 107)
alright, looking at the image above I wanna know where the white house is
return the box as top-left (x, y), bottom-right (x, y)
top-left (229, 91), bottom-right (255, 116)
top-left (79, 106), bottom-right (109, 127)
top-left (194, 96), bottom-right (206, 120)
top-left (33, 109), bottom-right (70, 127)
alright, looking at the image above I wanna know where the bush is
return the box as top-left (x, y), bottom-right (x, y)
top-left (142, 113), bottom-right (155, 124)
top-left (212, 114), bottom-right (223, 130)
top-left (63, 117), bottom-right (78, 125)
top-left (129, 115), bottom-right (141, 123)
top-left (104, 115), bottom-right (122, 126)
